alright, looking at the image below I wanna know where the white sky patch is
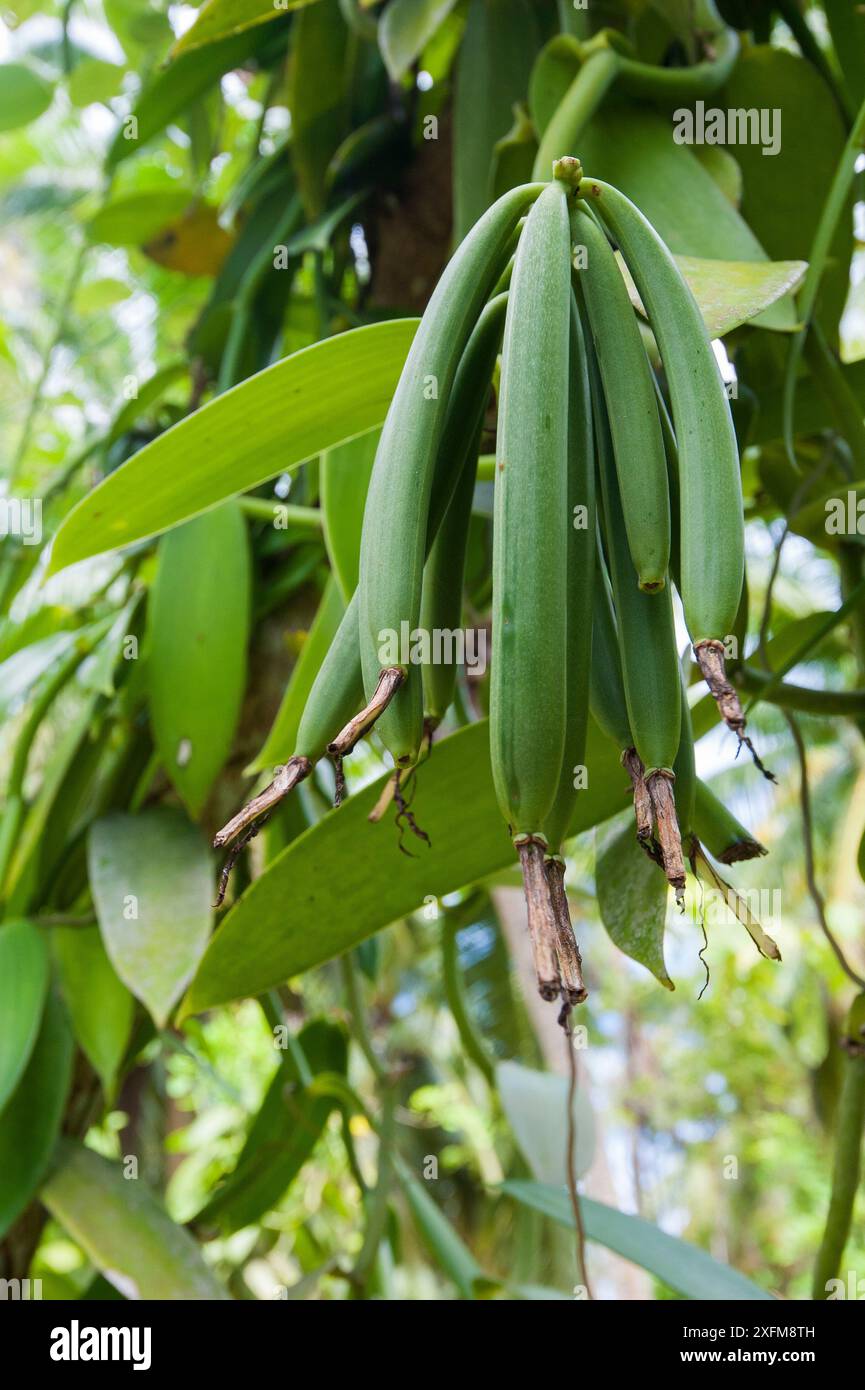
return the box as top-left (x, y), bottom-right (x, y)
top-left (169, 4), bottom-right (199, 39)
top-left (711, 336), bottom-right (737, 389)
top-left (416, 70), bottom-right (434, 91)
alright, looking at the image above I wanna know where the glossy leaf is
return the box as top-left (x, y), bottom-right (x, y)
top-left (250, 575), bottom-right (343, 774)
top-left (379, 0), bottom-right (460, 81)
top-left (452, 0), bottom-right (539, 241)
top-left (182, 719), bottom-right (628, 1014)
top-left (0, 920), bottom-right (49, 1113)
top-left (0, 64), bottom-right (53, 131)
top-left (596, 815), bottom-right (673, 990)
top-left (148, 503), bottom-right (251, 815)
top-left (620, 254), bottom-right (807, 340)
top-left (106, 29), bottom-right (258, 168)
top-left (41, 1140), bottom-right (229, 1299)
top-left (49, 319), bottom-right (418, 575)
top-left (174, 0), bottom-right (314, 55)
top-left (88, 809), bottom-right (213, 1028)
top-left (52, 926), bottom-right (135, 1099)
top-left (193, 1019), bottom-right (347, 1234)
top-left (496, 1060), bottom-right (594, 1184)
top-left (0, 991), bottom-right (74, 1239)
top-left (502, 1180), bottom-right (775, 1300)
top-left (321, 428), bottom-right (379, 600)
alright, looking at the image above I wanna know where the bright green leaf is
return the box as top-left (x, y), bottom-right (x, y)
top-left (41, 1140), bottom-right (229, 1299)
top-left (174, 0), bottom-right (315, 55)
top-left (596, 815), bottom-right (673, 990)
top-left (502, 1180), bottom-right (775, 1300)
top-left (0, 64), bottom-right (53, 132)
top-left (0, 991), bottom-right (73, 1239)
top-left (68, 57), bottom-right (124, 108)
top-left (52, 926), bottom-right (135, 1100)
top-left (148, 503), bottom-right (251, 815)
top-left (88, 809), bottom-right (213, 1028)
top-left (183, 718), bottom-right (628, 1014)
top-left (0, 920), bottom-right (49, 1113)
top-left (49, 319), bottom-right (418, 575)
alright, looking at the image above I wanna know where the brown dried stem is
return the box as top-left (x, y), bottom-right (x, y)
top-left (545, 856), bottom-right (588, 1009)
top-left (646, 770), bottom-right (686, 903)
top-left (622, 747), bottom-right (658, 855)
top-left (694, 639), bottom-right (776, 782)
top-left (213, 755), bottom-right (313, 849)
top-left (328, 667), bottom-right (405, 759)
top-left (516, 836), bottom-right (562, 1002)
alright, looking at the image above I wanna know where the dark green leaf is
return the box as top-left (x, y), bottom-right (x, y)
top-left (321, 428), bottom-right (378, 600)
top-left (0, 991), bottom-right (73, 1239)
top-left (289, 0), bottom-right (350, 216)
top-left (596, 815), bottom-right (673, 989)
top-left (0, 920), bottom-right (49, 1113)
top-left (379, 0), bottom-right (460, 81)
top-left (396, 1157), bottom-right (481, 1298)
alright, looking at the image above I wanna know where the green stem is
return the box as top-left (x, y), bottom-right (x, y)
top-left (744, 573), bottom-right (865, 714)
top-left (340, 950), bottom-right (388, 1085)
top-left (441, 908), bottom-right (495, 1087)
top-left (238, 497), bottom-right (323, 529)
top-left (736, 666), bottom-right (865, 718)
top-left (532, 47), bottom-right (621, 180)
top-left (350, 1089), bottom-right (396, 1293)
top-left (804, 328), bottom-right (865, 476)
top-left (812, 999), bottom-right (865, 1298)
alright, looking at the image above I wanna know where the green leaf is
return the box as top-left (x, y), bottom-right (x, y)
top-left (0, 991), bottom-right (74, 1239)
top-left (49, 319), bottom-right (418, 576)
top-left (250, 575), bottom-right (343, 775)
top-left (106, 29), bottom-right (258, 169)
top-left (88, 809), bottom-right (213, 1028)
top-left (396, 1157), bottom-right (482, 1298)
top-left (193, 1018), bottom-right (347, 1234)
top-left (0, 64), bottom-right (53, 131)
top-left (68, 57), bottom-right (124, 107)
top-left (174, 0), bottom-right (314, 56)
top-left (502, 1180), bottom-right (775, 1300)
top-left (0, 920), bottom-right (49, 1113)
top-left (321, 428), bottom-right (379, 600)
top-left (619, 254), bottom-right (807, 340)
top-left (74, 276), bottom-right (132, 313)
top-left (379, 0), bottom-right (460, 81)
top-left (596, 815), bottom-right (673, 990)
top-left (148, 503), bottom-right (251, 815)
top-left (289, 0), bottom-right (350, 216)
top-left (41, 1140), bottom-right (229, 1299)
top-left (496, 1060), bottom-right (594, 1184)
top-left (453, 0), bottom-right (539, 242)
top-left (182, 718), bottom-right (627, 1014)
top-left (576, 101), bottom-right (797, 331)
top-left (87, 190), bottom-right (193, 246)
top-left (721, 46), bottom-right (852, 339)
top-left (52, 926), bottom-right (134, 1100)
